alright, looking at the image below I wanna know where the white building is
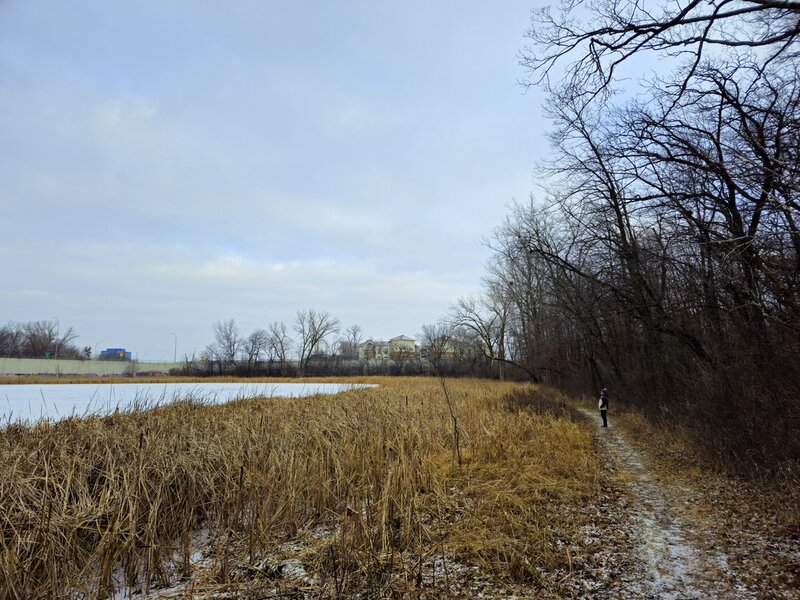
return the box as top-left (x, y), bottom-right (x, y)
top-left (358, 335), bottom-right (419, 361)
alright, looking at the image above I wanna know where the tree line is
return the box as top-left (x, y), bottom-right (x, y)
top-left (193, 310), bottom-right (345, 376)
top-left (186, 310), bottom-right (503, 378)
top-left (0, 313), bottom-right (508, 378)
top-left (0, 320), bottom-right (86, 360)
top-left (420, 0), bottom-right (800, 470)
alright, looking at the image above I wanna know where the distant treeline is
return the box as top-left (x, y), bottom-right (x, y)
top-left (172, 354), bottom-right (530, 380)
top-left (0, 320), bottom-right (87, 360)
top-left (187, 313), bottom-right (529, 380)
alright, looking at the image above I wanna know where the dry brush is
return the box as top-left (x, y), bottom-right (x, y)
top-left (0, 378), bottom-right (601, 598)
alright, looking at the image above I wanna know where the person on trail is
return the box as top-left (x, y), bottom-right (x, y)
top-left (598, 388), bottom-right (609, 427)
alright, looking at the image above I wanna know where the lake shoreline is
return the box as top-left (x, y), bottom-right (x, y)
top-left (0, 381), bottom-right (376, 423)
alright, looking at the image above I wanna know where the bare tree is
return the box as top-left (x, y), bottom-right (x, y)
top-left (449, 294), bottom-right (512, 378)
top-left (0, 322), bottom-right (24, 357)
top-left (202, 343), bottom-right (222, 375)
top-left (419, 322), bottom-right (454, 375)
top-left (242, 328), bottom-right (269, 375)
top-left (337, 324), bottom-right (363, 359)
top-left (522, 0), bottom-right (800, 105)
top-left (211, 319), bottom-right (240, 373)
top-left (294, 309), bottom-right (340, 374)
top-left (620, 61), bottom-right (800, 337)
top-left (487, 199), bottom-right (627, 387)
top-left (267, 321), bottom-right (292, 375)
top-left (482, 11), bottom-right (800, 466)
top-left (20, 320), bottom-right (79, 359)
top-left (54, 327), bottom-right (80, 359)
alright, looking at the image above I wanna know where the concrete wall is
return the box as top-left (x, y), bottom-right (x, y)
top-left (0, 357), bottom-right (177, 376)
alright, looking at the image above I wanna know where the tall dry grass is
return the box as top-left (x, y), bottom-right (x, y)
top-left (0, 378), bottom-right (600, 597)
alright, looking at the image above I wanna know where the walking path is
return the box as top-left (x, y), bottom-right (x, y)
top-left (572, 406), bottom-right (788, 599)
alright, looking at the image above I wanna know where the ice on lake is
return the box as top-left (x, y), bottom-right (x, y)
top-left (0, 382), bottom-right (375, 424)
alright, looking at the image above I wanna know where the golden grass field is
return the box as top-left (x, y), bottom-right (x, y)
top-left (0, 377), bottom-right (601, 598)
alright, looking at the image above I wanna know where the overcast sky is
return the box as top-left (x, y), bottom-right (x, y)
top-left (0, 1), bottom-right (549, 361)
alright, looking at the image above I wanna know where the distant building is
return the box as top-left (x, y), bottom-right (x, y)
top-left (99, 348), bottom-right (132, 361)
top-left (358, 335), bottom-right (420, 361)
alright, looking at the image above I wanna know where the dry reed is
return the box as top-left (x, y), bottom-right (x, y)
top-left (0, 378), bottom-right (600, 598)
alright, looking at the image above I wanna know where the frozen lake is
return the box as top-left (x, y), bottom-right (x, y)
top-left (0, 382), bottom-right (374, 424)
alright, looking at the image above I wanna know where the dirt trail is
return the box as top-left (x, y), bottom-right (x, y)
top-left (575, 406), bottom-right (762, 599)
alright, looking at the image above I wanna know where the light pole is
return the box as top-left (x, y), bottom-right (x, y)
top-left (94, 340), bottom-right (103, 360)
top-left (51, 317), bottom-right (60, 358)
top-left (170, 333), bottom-right (177, 363)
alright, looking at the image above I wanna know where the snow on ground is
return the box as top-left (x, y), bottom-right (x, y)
top-left (574, 405), bottom-right (797, 599)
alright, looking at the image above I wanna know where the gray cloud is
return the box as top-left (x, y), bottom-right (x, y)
top-left (0, 0), bottom-right (546, 359)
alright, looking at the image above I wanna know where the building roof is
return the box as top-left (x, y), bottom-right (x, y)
top-left (360, 335), bottom-right (417, 346)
